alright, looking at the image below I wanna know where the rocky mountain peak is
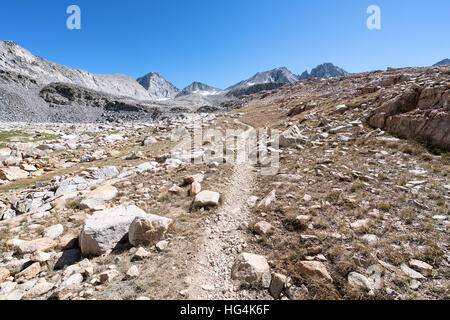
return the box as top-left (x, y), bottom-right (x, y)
top-left (136, 72), bottom-right (180, 99)
top-left (298, 63), bottom-right (349, 80)
top-left (227, 67), bottom-right (298, 91)
top-left (175, 81), bottom-right (222, 98)
top-left (433, 58), bottom-right (450, 66)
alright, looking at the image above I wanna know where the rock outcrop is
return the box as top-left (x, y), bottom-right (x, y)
top-left (369, 85), bottom-right (449, 150)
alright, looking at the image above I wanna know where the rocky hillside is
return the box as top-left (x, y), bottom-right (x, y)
top-left (136, 72), bottom-right (180, 100)
top-left (0, 41), bottom-right (152, 100)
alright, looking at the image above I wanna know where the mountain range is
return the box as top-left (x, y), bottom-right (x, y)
top-left (1, 40), bottom-right (447, 123)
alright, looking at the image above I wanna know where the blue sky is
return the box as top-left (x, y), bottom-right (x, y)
top-left (1, 0), bottom-right (449, 89)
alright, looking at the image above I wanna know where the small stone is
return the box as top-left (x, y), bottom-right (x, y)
top-left (231, 253), bottom-right (271, 288)
top-left (31, 251), bottom-right (52, 263)
top-left (0, 167), bottom-right (29, 181)
top-left (362, 234), bottom-right (379, 245)
top-left (79, 185), bottom-right (118, 210)
top-left (0, 267), bottom-right (10, 284)
top-left (54, 273), bottom-right (83, 299)
top-left (156, 240), bottom-right (169, 252)
top-left (254, 221), bottom-right (273, 236)
top-left (269, 273), bottom-right (287, 299)
top-left (409, 279), bottom-right (421, 290)
top-left (190, 181), bottom-right (202, 196)
top-left (183, 174), bottom-right (204, 184)
top-left (297, 261), bottom-right (333, 282)
top-left (99, 270), bottom-right (119, 284)
top-left (18, 238), bottom-right (57, 254)
top-left (194, 191), bottom-right (221, 208)
top-left (126, 266), bottom-right (140, 279)
top-left (348, 272), bottom-right (373, 291)
top-left (142, 136), bottom-right (157, 146)
top-left (247, 196), bottom-right (258, 208)
top-left (350, 219), bottom-right (370, 230)
top-left (44, 224), bottom-right (64, 239)
top-left (296, 215), bottom-right (311, 224)
top-left (409, 259), bottom-right (433, 276)
top-left (133, 247), bottom-right (150, 260)
top-left (15, 262), bottom-right (40, 283)
top-left (169, 185), bottom-right (184, 194)
top-left (400, 263), bottom-right (426, 279)
top-left (303, 194), bottom-right (312, 202)
top-left (258, 190), bottom-right (276, 208)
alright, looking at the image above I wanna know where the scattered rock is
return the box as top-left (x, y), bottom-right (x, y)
top-left (350, 219), bottom-right (370, 230)
top-left (348, 272), bottom-right (374, 291)
top-left (125, 265), bottom-right (140, 279)
top-left (194, 190), bottom-right (220, 208)
top-left (128, 214), bottom-right (173, 247)
top-left (279, 126), bottom-right (307, 147)
top-left (190, 181), bottom-right (202, 196)
top-left (400, 263), bottom-right (426, 280)
top-left (44, 224), bottom-right (64, 239)
top-left (0, 167), bottom-right (29, 181)
top-left (0, 267), bottom-right (10, 284)
top-left (297, 261), bottom-right (333, 282)
top-left (409, 259), bottom-right (433, 276)
top-left (258, 190), bottom-right (276, 208)
top-left (133, 247), bottom-right (150, 260)
top-left (54, 273), bottom-right (83, 299)
top-left (254, 221), bottom-right (273, 236)
top-left (269, 273), bottom-right (287, 299)
top-left (156, 240), bottom-right (169, 252)
top-left (183, 174), bottom-right (204, 184)
top-left (15, 262), bottom-right (40, 283)
top-left (18, 238), bottom-right (57, 255)
top-left (80, 185), bottom-right (118, 210)
top-left (99, 269), bottom-right (120, 284)
top-left (231, 253), bottom-right (271, 288)
top-left (31, 251), bottom-right (52, 263)
top-left (23, 279), bottom-right (54, 298)
top-left (142, 136), bottom-right (157, 146)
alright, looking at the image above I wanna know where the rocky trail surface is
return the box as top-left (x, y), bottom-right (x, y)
top-left (187, 120), bottom-right (270, 300)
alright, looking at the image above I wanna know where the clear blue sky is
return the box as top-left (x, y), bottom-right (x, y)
top-left (1, 0), bottom-right (449, 89)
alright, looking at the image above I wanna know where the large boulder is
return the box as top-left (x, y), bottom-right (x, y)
top-left (79, 205), bottom-right (148, 256)
top-left (279, 126), bottom-right (307, 147)
top-left (129, 214), bottom-right (173, 247)
top-left (231, 253), bottom-right (271, 288)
